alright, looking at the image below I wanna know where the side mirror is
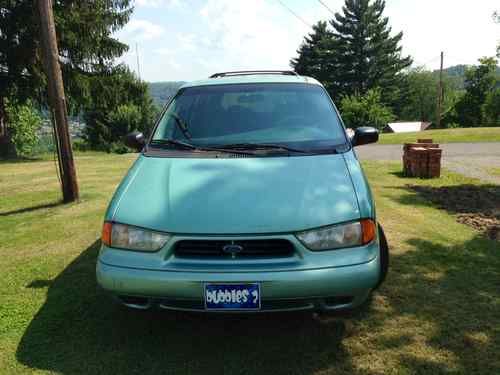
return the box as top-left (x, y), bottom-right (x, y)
top-left (351, 127), bottom-right (379, 147)
top-left (124, 131), bottom-right (146, 152)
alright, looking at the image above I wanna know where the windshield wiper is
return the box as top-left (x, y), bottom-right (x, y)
top-left (168, 112), bottom-right (192, 140)
top-left (150, 138), bottom-right (197, 150)
top-left (149, 139), bottom-right (254, 155)
top-left (213, 143), bottom-right (309, 154)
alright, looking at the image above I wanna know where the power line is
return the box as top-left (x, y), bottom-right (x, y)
top-left (275, 0), bottom-right (312, 28)
top-left (317, 0), bottom-right (336, 17)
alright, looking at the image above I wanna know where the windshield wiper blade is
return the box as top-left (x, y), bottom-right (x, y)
top-left (169, 112), bottom-right (192, 140)
top-left (149, 139), bottom-right (255, 155)
top-left (214, 143), bottom-right (309, 153)
top-left (150, 138), bottom-right (197, 150)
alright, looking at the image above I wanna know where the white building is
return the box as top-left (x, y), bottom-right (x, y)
top-left (384, 122), bottom-right (431, 133)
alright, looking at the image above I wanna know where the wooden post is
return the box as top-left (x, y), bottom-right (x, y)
top-left (38, 0), bottom-right (79, 202)
top-left (436, 51), bottom-right (444, 128)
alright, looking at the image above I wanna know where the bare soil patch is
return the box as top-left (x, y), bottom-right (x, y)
top-left (409, 184), bottom-right (500, 241)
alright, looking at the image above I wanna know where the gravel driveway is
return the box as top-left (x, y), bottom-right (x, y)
top-left (356, 142), bottom-right (500, 184)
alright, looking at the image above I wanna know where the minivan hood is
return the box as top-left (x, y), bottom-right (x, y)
top-left (110, 154), bottom-right (361, 234)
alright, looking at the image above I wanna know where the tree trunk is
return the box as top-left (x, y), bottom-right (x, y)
top-left (0, 96), bottom-right (17, 159)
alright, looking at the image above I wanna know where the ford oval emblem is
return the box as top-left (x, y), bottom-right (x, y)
top-left (222, 243), bottom-right (244, 258)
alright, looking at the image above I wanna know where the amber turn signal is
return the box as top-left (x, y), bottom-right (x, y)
top-left (361, 219), bottom-right (376, 245)
top-left (101, 221), bottom-right (112, 246)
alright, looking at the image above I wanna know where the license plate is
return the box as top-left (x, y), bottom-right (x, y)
top-left (204, 283), bottom-right (261, 310)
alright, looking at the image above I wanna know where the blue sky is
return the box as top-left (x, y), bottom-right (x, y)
top-left (116, 0), bottom-right (500, 82)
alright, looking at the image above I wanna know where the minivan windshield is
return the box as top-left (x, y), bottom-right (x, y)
top-left (151, 83), bottom-right (347, 152)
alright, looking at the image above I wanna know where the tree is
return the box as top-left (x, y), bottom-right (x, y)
top-left (0, 0), bottom-right (133, 155)
top-left (340, 89), bottom-right (395, 130)
top-left (453, 57), bottom-right (498, 126)
top-left (84, 67), bottom-right (158, 152)
top-left (397, 67), bottom-right (462, 125)
top-left (483, 88), bottom-right (500, 125)
top-left (329, 0), bottom-right (412, 104)
top-left (290, 21), bottom-right (335, 91)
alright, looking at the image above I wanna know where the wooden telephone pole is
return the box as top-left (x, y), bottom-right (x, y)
top-left (38, 0), bottom-right (79, 202)
top-left (436, 51), bottom-right (444, 128)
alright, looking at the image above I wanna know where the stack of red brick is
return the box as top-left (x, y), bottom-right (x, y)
top-left (403, 139), bottom-right (442, 178)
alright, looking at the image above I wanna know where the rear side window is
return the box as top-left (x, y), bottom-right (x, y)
top-left (153, 83), bottom-right (346, 149)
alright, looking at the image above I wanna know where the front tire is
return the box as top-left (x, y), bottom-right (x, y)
top-left (374, 224), bottom-right (389, 290)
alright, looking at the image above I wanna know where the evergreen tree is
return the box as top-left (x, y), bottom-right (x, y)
top-left (0, 0), bottom-right (133, 156)
top-left (1, 0), bottom-right (132, 106)
top-left (290, 21), bottom-right (334, 91)
top-left (330, 0), bottom-right (412, 103)
top-left (84, 67), bottom-right (158, 152)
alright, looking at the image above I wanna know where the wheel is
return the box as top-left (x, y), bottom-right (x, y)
top-left (374, 224), bottom-right (389, 290)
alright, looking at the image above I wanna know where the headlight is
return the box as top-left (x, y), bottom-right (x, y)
top-left (101, 222), bottom-right (170, 252)
top-left (296, 219), bottom-right (376, 251)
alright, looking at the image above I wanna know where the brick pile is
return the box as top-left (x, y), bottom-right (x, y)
top-left (403, 139), bottom-right (442, 178)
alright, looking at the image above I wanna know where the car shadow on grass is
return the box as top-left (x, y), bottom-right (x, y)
top-left (16, 240), bottom-right (363, 375)
top-left (17, 234), bottom-right (500, 374)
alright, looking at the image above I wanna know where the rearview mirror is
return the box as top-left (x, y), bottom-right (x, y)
top-left (124, 131), bottom-right (146, 152)
top-left (351, 127), bottom-right (379, 147)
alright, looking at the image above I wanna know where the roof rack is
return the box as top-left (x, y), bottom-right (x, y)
top-left (209, 70), bottom-right (299, 78)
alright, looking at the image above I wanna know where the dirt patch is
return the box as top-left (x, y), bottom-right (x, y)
top-left (409, 184), bottom-right (500, 241)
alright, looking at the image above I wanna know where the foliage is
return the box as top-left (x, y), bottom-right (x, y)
top-left (397, 67), bottom-right (463, 124)
top-left (0, 0), bottom-right (138, 156)
top-left (340, 89), bottom-right (395, 130)
top-left (397, 69), bottom-right (437, 122)
top-left (483, 88), bottom-right (500, 125)
top-left (330, 0), bottom-right (412, 104)
top-left (83, 67), bottom-right (159, 151)
top-left (452, 57), bottom-right (498, 126)
top-left (292, 0), bottom-right (412, 106)
top-left (290, 21), bottom-right (335, 92)
top-left (4, 100), bottom-right (42, 157)
top-left (0, 0), bottom-right (133, 110)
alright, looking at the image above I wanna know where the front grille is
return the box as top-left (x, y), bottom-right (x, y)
top-left (173, 239), bottom-right (294, 258)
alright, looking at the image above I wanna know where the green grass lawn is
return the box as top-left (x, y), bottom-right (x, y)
top-left (379, 127), bottom-right (500, 144)
top-left (1, 153), bottom-right (499, 374)
top-left (488, 167), bottom-right (500, 177)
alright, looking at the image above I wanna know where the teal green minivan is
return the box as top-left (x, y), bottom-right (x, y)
top-left (96, 71), bottom-right (388, 313)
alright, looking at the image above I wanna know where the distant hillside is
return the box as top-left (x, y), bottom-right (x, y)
top-left (146, 65), bottom-right (500, 105)
top-left (437, 64), bottom-right (500, 89)
top-left (148, 81), bottom-right (185, 107)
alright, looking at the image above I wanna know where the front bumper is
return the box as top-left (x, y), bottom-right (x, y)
top-left (96, 255), bottom-right (380, 312)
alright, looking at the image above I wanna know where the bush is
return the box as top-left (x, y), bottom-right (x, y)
top-left (5, 100), bottom-right (42, 157)
top-left (340, 89), bottom-right (395, 130)
top-left (72, 139), bottom-right (91, 152)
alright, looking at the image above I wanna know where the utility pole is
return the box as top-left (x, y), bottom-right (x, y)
top-left (136, 43), bottom-right (141, 80)
top-left (38, 0), bottom-right (79, 203)
top-left (436, 51), bottom-right (444, 128)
